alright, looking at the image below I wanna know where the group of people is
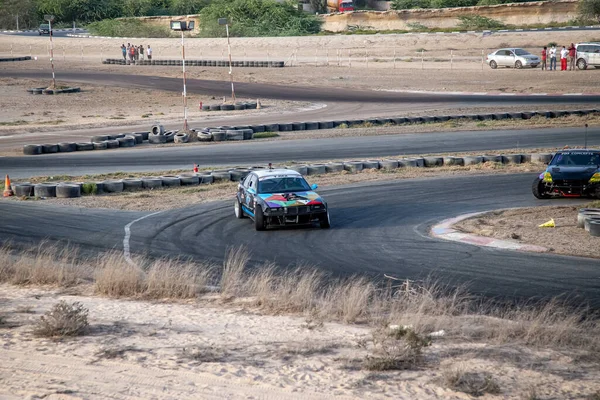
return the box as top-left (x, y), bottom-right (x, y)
top-left (120, 43), bottom-right (152, 62)
top-left (540, 43), bottom-right (577, 71)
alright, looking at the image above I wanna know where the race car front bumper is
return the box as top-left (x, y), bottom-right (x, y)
top-left (263, 205), bottom-right (327, 225)
top-left (544, 180), bottom-right (599, 197)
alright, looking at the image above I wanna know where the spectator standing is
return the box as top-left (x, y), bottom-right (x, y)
top-left (549, 45), bottom-right (557, 70)
top-left (139, 45), bottom-right (144, 61)
top-left (568, 43), bottom-right (576, 70)
top-left (147, 45), bottom-right (152, 60)
top-left (541, 46), bottom-right (547, 71)
top-left (121, 44), bottom-right (126, 60)
top-left (129, 45), bottom-right (135, 62)
top-left (560, 46), bottom-right (568, 71)
top-left (134, 45), bottom-right (139, 61)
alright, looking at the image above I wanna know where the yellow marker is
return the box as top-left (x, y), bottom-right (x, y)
top-left (538, 219), bottom-right (555, 228)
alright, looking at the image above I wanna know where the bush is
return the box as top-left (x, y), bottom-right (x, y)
top-left (578, 0), bottom-right (600, 24)
top-left (82, 182), bottom-right (97, 195)
top-left (33, 301), bottom-right (89, 338)
top-left (198, 0), bottom-right (321, 38)
top-left (391, 0), bottom-right (434, 9)
top-left (87, 18), bottom-right (174, 38)
top-left (457, 15), bottom-right (505, 29)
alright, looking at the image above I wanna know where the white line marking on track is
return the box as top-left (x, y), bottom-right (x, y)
top-left (123, 211), bottom-right (163, 265)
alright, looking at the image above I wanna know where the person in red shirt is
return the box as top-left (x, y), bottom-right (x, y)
top-left (568, 43), bottom-right (576, 71)
top-left (541, 46), bottom-right (547, 71)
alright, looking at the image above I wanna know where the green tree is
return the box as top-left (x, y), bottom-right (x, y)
top-left (35, 0), bottom-right (122, 23)
top-left (0, 0), bottom-right (38, 29)
top-left (578, 0), bottom-right (600, 23)
top-left (390, 0), bottom-right (433, 9)
top-left (170, 0), bottom-right (211, 14)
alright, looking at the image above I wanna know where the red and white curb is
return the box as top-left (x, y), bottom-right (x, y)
top-left (431, 211), bottom-right (548, 253)
top-left (378, 89), bottom-right (600, 97)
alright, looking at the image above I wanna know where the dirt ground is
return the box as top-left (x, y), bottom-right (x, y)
top-left (2, 30), bottom-right (600, 94)
top-left (455, 203), bottom-right (600, 259)
top-left (0, 77), bottom-right (312, 134)
top-left (4, 161), bottom-right (547, 212)
top-left (1, 284), bottom-right (599, 400)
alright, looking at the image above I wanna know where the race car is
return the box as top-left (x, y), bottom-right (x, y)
top-left (532, 149), bottom-right (600, 199)
top-left (234, 168), bottom-right (330, 230)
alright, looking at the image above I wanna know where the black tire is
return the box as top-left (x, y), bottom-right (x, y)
top-left (515, 60), bottom-right (523, 69)
top-left (234, 198), bottom-right (246, 219)
top-left (93, 142), bottom-right (108, 150)
top-left (532, 177), bottom-right (550, 199)
top-left (148, 133), bottom-right (167, 144)
top-left (42, 144), bottom-right (59, 154)
top-left (23, 144), bottom-right (42, 155)
top-left (76, 143), bottom-right (94, 151)
top-left (56, 184), bottom-right (81, 198)
top-left (577, 58), bottom-right (587, 70)
top-left (254, 205), bottom-right (266, 231)
top-left (117, 136), bottom-right (136, 147)
top-left (102, 180), bottom-right (124, 193)
top-left (34, 183), bottom-right (57, 198)
top-left (174, 133), bottom-right (190, 143)
top-left (179, 173), bottom-right (200, 185)
top-left (91, 135), bottom-right (110, 142)
top-left (161, 176), bottom-right (181, 187)
top-left (489, 60), bottom-right (497, 69)
top-left (320, 212), bottom-right (331, 229)
top-left (13, 184), bottom-right (34, 197)
top-left (58, 142), bottom-right (77, 152)
top-left (122, 178), bottom-right (143, 191)
top-left (151, 125), bottom-right (164, 135)
top-left (590, 220), bottom-right (600, 237)
top-left (141, 177), bottom-right (162, 189)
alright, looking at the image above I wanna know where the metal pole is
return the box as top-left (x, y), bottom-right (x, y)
top-left (181, 30), bottom-right (188, 131)
top-left (49, 20), bottom-right (56, 88)
top-left (16, 14), bottom-right (19, 31)
top-left (226, 24), bottom-right (236, 102)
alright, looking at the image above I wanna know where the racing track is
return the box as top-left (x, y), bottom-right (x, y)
top-left (0, 173), bottom-right (598, 306)
top-left (1, 126), bottom-right (599, 178)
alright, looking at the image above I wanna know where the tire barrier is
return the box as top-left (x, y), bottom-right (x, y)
top-left (27, 87), bottom-right (81, 95)
top-left (379, 160), bottom-right (399, 169)
top-left (326, 162), bottom-right (345, 173)
top-left (225, 130), bottom-right (244, 141)
top-left (398, 158), bottom-right (418, 167)
top-left (577, 209), bottom-right (600, 229)
top-left (13, 184), bottom-right (34, 197)
top-left (76, 143), bottom-right (94, 151)
top-left (26, 108), bottom-right (598, 156)
top-left (141, 177), bottom-right (163, 189)
top-left (584, 216), bottom-right (600, 232)
top-left (589, 220), bottom-right (600, 237)
top-left (58, 142), bottom-right (77, 152)
top-left (117, 136), bottom-right (136, 148)
top-left (423, 157), bottom-right (443, 167)
top-left (463, 156), bottom-right (484, 166)
top-left (56, 184), bottom-right (81, 198)
top-left (42, 144), bottom-right (58, 154)
top-left (344, 161), bottom-right (364, 173)
top-left (102, 180), bottom-right (124, 193)
top-left (211, 171), bottom-right (231, 182)
top-left (199, 174), bottom-right (214, 184)
top-left (229, 169), bottom-right (251, 182)
top-left (530, 153), bottom-right (553, 164)
top-left (131, 133), bottom-right (144, 144)
top-left (122, 178), bottom-right (143, 191)
top-left (2, 56), bottom-right (32, 62)
top-left (161, 176), bottom-right (181, 187)
top-left (103, 59), bottom-right (286, 68)
top-left (288, 165), bottom-right (308, 175)
top-left (307, 164), bottom-right (327, 175)
top-left (93, 142), bottom-right (108, 150)
top-left (174, 132), bottom-right (190, 144)
top-left (362, 160), bottom-right (380, 170)
top-left (34, 183), bottom-right (57, 198)
top-left (105, 140), bottom-right (120, 149)
top-left (179, 173), bottom-right (200, 185)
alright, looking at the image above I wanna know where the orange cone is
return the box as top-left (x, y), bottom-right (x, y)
top-left (193, 164), bottom-right (199, 173)
top-left (3, 175), bottom-right (13, 197)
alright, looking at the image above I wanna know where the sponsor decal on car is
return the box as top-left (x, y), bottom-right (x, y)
top-left (258, 192), bottom-right (323, 208)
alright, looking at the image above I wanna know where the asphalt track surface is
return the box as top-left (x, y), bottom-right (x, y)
top-left (3, 70), bottom-right (600, 105)
top-left (2, 126), bottom-right (599, 179)
top-left (1, 173), bottom-right (598, 305)
top-left (0, 31), bottom-right (85, 38)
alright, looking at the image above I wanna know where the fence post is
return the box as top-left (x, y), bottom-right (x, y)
top-left (421, 50), bottom-right (424, 70)
top-left (481, 50), bottom-right (484, 71)
top-left (451, 50), bottom-right (453, 70)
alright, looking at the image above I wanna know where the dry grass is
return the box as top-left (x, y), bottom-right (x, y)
top-left (442, 364), bottom-right (501, 397)
top-left (33, 300), bottom-right (89, 338)
top-left (0, 244), bottom-right (599, 356)
top-left (363, 326), bottom-right (431, 371)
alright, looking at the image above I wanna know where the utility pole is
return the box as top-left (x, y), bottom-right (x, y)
top-left (45, 15), bottom-right (56, 89)
top-left (170, 20), bottom-right (195, 132)
top-left (219, 18), bottom-right (236, 102)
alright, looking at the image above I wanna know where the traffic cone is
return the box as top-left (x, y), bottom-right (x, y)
top-left (538, 219), bottom-right (555, 228)
top-left (3, 175), bottom-right (13, 197)
top-left (193, 164), bottom-right (199, 173)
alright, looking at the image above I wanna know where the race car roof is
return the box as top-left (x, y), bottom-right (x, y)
top-left (253, 169), bottom-right (302, 179)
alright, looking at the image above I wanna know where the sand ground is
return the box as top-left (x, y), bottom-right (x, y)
top-left (1, 284), bottom-right (599, 400)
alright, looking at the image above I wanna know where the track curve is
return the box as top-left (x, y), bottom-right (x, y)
top-left (1, 173), bottom-right (598, 305)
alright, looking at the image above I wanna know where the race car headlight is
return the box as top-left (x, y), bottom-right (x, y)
top-left (542, 172), bottom-right (553, 183)
top-left (589, 173), bottom-right (600, 184)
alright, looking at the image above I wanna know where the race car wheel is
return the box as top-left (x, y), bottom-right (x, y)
top-left (515, 60), bottom-right (523, 69)
top-left (319, 212), bottom-right (331, 229)
top-left (489, 60), bottom-right (497, 69)
top-left (234, 198), bottom-right (246, 219)
top-left (532, 177), bottom-right (550, 199)
top-left (254, 205), bottom-right (266, 231)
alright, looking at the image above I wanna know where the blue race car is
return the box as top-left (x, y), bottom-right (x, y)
top-left (234, 168), bottom-right (330, 230)
top-left (532, 149), bottom-right (600, 199)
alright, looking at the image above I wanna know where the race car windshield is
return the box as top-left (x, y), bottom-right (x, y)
top-left (258, 177), bottom-right (311, 193)
top-left (551, 153), bottom-right (600, 166)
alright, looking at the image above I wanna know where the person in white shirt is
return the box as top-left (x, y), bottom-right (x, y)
top-left (549, 45), bottom-right (557, 70)
top-left (147, 45), bottom-right (152, 60)
top-left (560, 46), bottom-right (568, 70)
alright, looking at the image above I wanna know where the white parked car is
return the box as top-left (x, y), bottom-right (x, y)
top-left (486, 48), bottom-right (540, 69)
top-left (576, 42), bottom-right (600, 70)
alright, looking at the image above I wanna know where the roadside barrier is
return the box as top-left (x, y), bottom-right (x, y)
top-left (10, 151), bottom-right (558, 199)
top-left (101, 59), bottom-right (285, 68)
top-left (21, 109), bottom-right (600, 155)
top-left (0, 56), bottom-right (31, 62)
top-left (577, 208), bottom-right (600, 237)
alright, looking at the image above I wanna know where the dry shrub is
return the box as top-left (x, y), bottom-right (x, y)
top-left (144, 258), bottom-right (214, 299)
top-left (0, 243), bottom-right (86, 287)
top-left (94, 252), bottom-right (146, 297)
top-left (443, 365), bottom-right (501, 397)
top-left (323, 276), bottom-right (375, 323)
top-left (33, 300), bottom-right (89, 338)
top-left (363, 326), bottom-right (430, 371)
top-left (220, 246), bottom-right (249, 297)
